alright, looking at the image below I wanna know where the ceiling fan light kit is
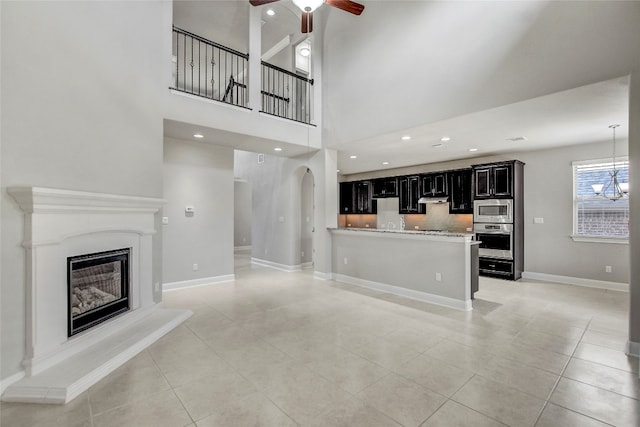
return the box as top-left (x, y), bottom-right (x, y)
top-left (250, 0), bottom-right (364, 33)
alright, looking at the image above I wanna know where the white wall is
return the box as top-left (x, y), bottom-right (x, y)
top-left (1, 1), bottom-right (170, 381)
top-left (234, 180), bottom-right (252, 248)
top-left (323, 1), bottom-right (640, 146)
top-left (163, 138), bottom-right (235, 285)
top-left (234, 148), bottom-right (334, 274)
top-left (344, 140), bottom-right (630, 285)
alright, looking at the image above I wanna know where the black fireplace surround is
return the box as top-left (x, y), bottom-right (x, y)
top-left (67, 248), bottom-right (131, 337)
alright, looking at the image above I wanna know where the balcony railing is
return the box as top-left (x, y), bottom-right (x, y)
top-left (172, 26), bottom-right (249, 108)
top-left (171, 27), bottom-right (314, 124)
top-left (261, 61), bottom-right (314, 125)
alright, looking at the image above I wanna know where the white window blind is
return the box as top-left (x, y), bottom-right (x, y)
top-left (573, 159), bottom-right (629, 240)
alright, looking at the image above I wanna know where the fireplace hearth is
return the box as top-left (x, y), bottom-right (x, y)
top-left (68, 248), bottom-right (131, 336)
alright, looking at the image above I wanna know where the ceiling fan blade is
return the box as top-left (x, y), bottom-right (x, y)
top-left (326, 0), bottom-right (364, 15)
top-left (301, 11), bottom-right (313, 33)
top-left (249, 0), bottom-right (280, 6)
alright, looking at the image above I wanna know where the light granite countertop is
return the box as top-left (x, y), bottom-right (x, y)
top-left (329, 227), bottom-right (475, 239)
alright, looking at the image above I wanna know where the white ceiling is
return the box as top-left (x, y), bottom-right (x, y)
top-left (170, 2), bottom-right (631, 176)
top-left (335, 76), bottom-right (630, 175)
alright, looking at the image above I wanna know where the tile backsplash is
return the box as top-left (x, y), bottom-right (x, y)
top-left (339, 198), bottom-right (473, 233)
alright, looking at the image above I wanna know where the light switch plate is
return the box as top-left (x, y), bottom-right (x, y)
top-left (534, 217), bottom-right (544, 224)
top-left (162, 217), bottom-right (169, 225)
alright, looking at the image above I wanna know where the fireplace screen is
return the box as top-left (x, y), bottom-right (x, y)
top-left (67, 248), bottom-right (130, 336)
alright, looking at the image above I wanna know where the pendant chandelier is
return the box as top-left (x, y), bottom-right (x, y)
top-left (592, 124), bottom-right (629, 201)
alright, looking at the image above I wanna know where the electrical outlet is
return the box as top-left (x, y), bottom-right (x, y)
top-left (605, 265), bottom-right (612, 273)
top-left (415, 226), bottom-right (420, 229)
top-left (435, 272), bottom-right (442, 281)
top-left (162, 217), bottom-right (169, 225)
top-left (365, 224), bottom-right (369, 228)
top-left (301, 251), bottom-right (304, 257)
top-left (343, 257), bottom-right (348, 265)
top-left (193, 263), bottom-right (198, 271)
top-left (534, 217), bottom-right (544, 224)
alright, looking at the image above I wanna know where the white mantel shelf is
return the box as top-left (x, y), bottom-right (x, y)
top-left (8, 186), bottom-right (167, 213)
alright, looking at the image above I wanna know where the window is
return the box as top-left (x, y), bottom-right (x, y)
top-left (572, 158), bottom-right (629, 242)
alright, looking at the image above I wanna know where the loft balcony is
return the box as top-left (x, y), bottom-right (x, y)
top-left (171, 26), bottom-right (314, 126)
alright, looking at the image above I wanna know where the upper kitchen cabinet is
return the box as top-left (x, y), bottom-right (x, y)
top-left (420, 172), bottom-right (448, 197)
top-left (340, 181), bottom-right (377, 214)
top-left (372, 177), bottom-right (398, 198)
top-left (472, 161), bottom-right (524, 199)
top-left (449, 169), bottom-right (473, 214)
top-left (399, 176), bottom-right (425, 214)
top-left (339, 182), bottom-right (355, 213)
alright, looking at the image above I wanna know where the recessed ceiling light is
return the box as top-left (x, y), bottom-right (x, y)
top-left (401, 135), bottom-right (411, 141)
top-left (350, 155), bottom-right (357, 159)
top-left (266, 9), bottom-right (275, 16)
top-left (336, 169), bottom-right (340, 173)
top-left (432, 143), bottom-right (443, 148)
top-left (193, 133), bottom-right (204, 139)
top-left (300, 47), bottom-right (311, 57)
top-left (274, 147), bottom-right (283, 152)
top-left (382, 161), bottom-right (389, 165)
top-left (468, 148), bottom-right (478, 152)
top-left (440, 136), bottom-right (451, 142)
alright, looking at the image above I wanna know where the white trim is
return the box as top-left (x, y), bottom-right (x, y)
top-left (522, 271), bottom-right (628, 292)
top-left (572, 156), bottom-right (629, 167)
top-left (7, 186), bottom-right (166, 214)
top-left (570, 235), bottom-right (628, 244)
top-left (626, 340), bottom-right (640, 358)
top-left (163, 274), bottom-right (235, 291)
top-left (169, 89), bottom-right (252, 113)
top-left (301, 261), bottom-right (313, 269)
top-left (234, 245), bottom-right (252, 251)
top-left (0, 371), bottom-right (26, 395)
top-left (251, 258), bottom-right (302, 272)
top-left (332, 273), bottom-right (472, 311)
top-left (314, 271), bottom-right (332, 281)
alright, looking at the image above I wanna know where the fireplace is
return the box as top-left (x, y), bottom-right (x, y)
top-left (68, 248), bottom-right (131, 336)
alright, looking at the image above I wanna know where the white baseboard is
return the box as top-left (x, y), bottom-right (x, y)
top-left (626, 340), bottom-right (640, 358)
top-left (314, 271), bottom-right (332, 281)
top-left (251, 258), bottom-right (301, 272)
top-left (302, 261), bottom-right (313, 269)
top-left (163, 274), bottom-right (235, 291)
top-left (234, 246), bottom-right (252, 252)
top-left (0, 371), bottom-right (25, 395)
top-left (333, 273), bottom-right (472, 311)
top-left (522, 271), bottom-right (628, 292)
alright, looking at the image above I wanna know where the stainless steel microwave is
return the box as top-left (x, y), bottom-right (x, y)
top-left (473, 199), bottom-right (513, 223)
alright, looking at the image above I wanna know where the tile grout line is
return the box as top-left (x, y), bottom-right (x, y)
top-left (531, 317), bottom-right (613, 427)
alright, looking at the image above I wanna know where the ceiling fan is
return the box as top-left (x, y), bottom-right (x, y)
top-left (249, 0), bottom-right (364, 33)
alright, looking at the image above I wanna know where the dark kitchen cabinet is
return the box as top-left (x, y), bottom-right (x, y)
top-left (473, 162), bottom-right (515, 199)
top-left (372, 177), bottom-right (398, 198)
top-left (339, 182), bottom-right (355, 213)
top-left (449, 169), bottom-right (473, 214)
top-left (354, 181), bottom-right (377, 214)
top-left (420, 173), bottom-right (448, 197)
top-left (399, 176), bottom-right (425, 214)
top-left (339, 181), bottom-right (377, 214)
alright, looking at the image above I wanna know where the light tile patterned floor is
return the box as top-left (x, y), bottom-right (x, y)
top-left (2, 250), bottom-right (638, 426)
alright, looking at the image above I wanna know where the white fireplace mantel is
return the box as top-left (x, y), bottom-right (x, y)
top-left (2, 187), bottom-right (192, 404)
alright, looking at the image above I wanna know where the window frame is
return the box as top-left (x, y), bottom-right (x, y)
top-left (571, 157), bottom-right (629, 244)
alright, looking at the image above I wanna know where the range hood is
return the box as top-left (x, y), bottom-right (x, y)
top-left (418, 196), bottom-right (449, 204)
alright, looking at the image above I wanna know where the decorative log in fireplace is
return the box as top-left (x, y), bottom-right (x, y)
top-left (67, 248), bottom-right (131, 336)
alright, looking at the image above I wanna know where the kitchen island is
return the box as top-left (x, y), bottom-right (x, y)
top-left (329, 228), bottom-right (479, 311)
